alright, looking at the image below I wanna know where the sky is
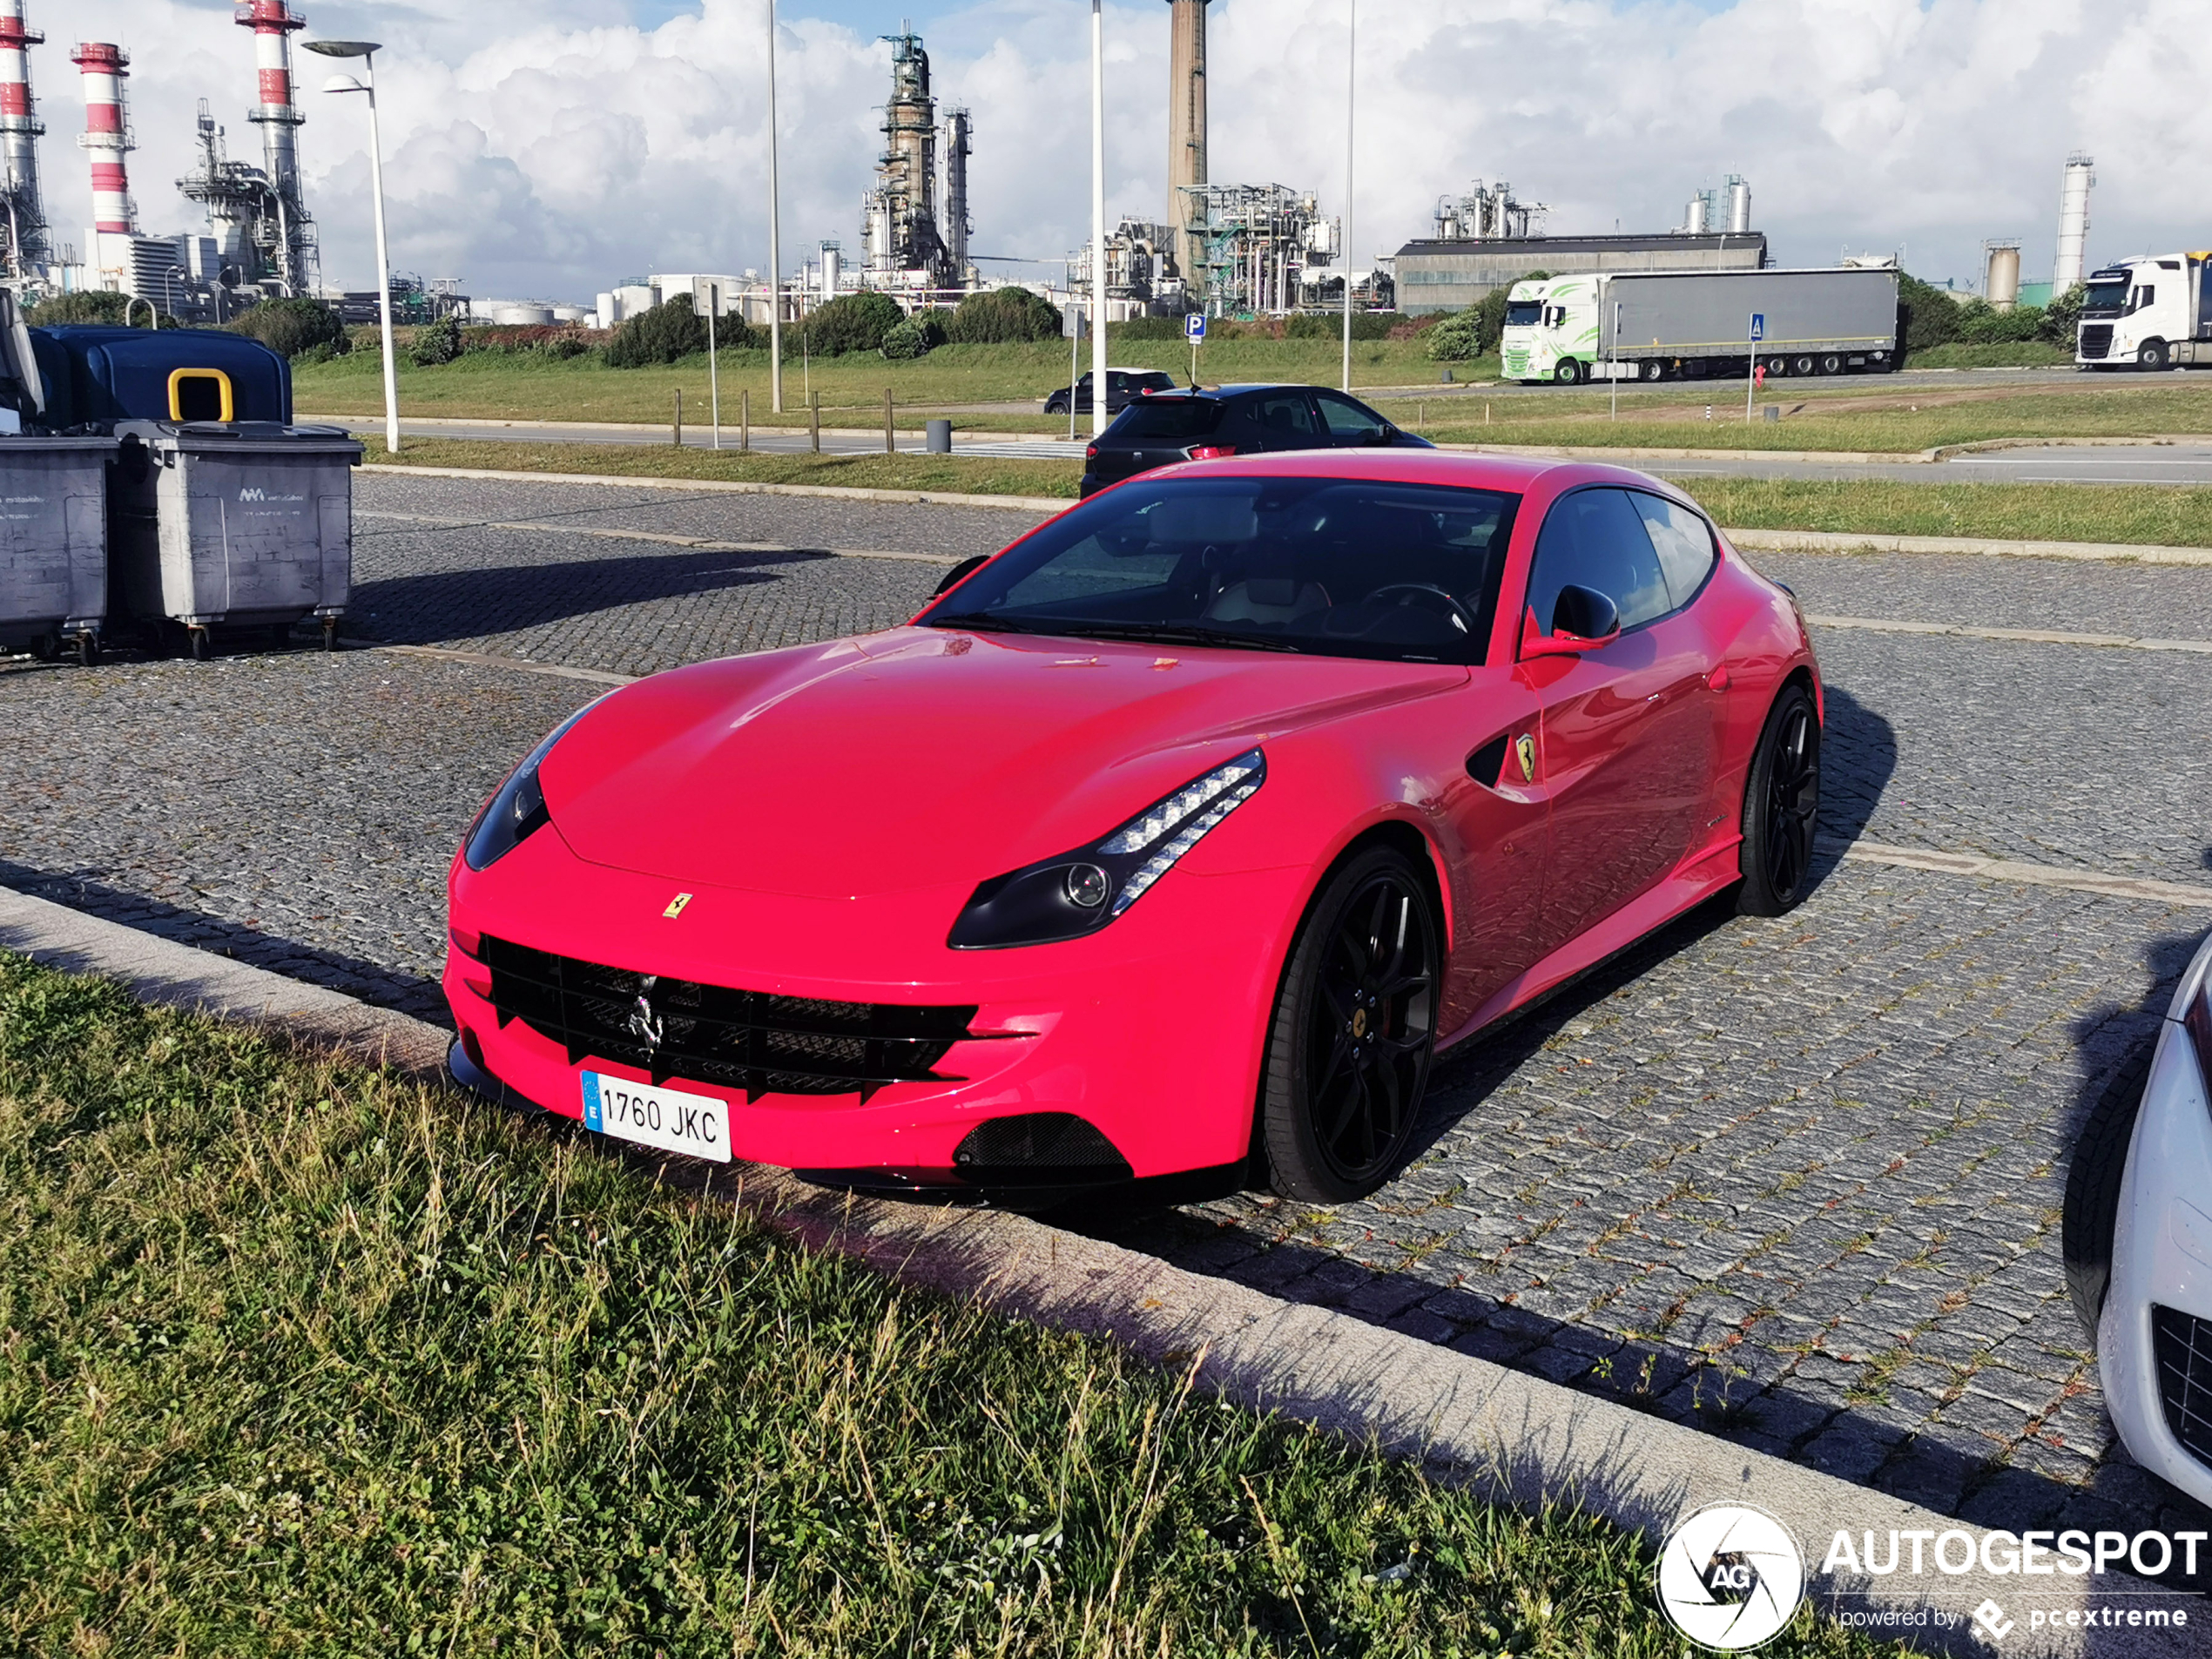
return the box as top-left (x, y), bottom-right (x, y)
top-left (38, 0), bottom-right (2212, 305)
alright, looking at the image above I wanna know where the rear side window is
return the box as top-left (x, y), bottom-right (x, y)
top-left (1527, 488), bottom-right (1671, 633)
top-left (1136, 372), bottom-right (1177, 392)
top-left (1251, 391), bottom-right (1318, 437)
top-left (1111, 398), bottom-right (1224, 440)
top-left (1629, 492), bottom-right (1717, 607)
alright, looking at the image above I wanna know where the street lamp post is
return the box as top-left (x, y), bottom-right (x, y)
top-left (305, 38), bottom-right (400, 455)
top-left (1341, 0), bottom-right (1355, 394)
top-left (1089, 0), bottom-right (1107, 439)
top-left (765, 0), bottom-right (784, 415)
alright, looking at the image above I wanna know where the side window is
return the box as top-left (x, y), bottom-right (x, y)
top-left (1629, 492), bottom-right (1717, 608)
top-left (1526, 488), bottom-right (1671, 635)
top-left (1251, 392), bottom-right (1319, 440)
top-left (1313, 390), bottom-right (1389, 442)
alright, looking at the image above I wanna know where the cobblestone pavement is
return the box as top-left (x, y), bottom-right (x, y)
top-left (6, 471), bottom-right (2211, 1541)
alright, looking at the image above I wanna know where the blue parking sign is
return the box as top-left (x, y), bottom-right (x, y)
top-left (1185, 313), bottom-right (1207, 342)
top-left (1749, 313), bottom-right (1765, 342)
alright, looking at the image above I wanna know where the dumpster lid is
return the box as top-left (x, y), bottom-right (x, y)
top-left (0, 433), bottom-right (121, 452)
top-left (116, 418), bottom-right (368, 456)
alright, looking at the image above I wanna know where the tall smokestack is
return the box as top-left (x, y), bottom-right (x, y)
top-left (71, 39), bottom-right (133, 286)
top-left (2054, 152), bottom-right (2094, 293)
top-left (942, 106), bottom-right (971, 284)
top-left (1166, 0), bottom-right (1208, 290)
top-left (239, 0), bottom-right (311, 293)
top-left (0, 1), bottom-right (46, 273)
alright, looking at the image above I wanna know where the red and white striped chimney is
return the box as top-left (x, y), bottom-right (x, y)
top-left (71, 39), bottom-right (133, 253)
top-left (238, 0), bottom-right (306, 202)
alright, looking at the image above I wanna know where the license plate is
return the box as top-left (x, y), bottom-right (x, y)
top-left (581, 1070), bottom-right (732, 1163)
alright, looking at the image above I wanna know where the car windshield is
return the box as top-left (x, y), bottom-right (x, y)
top-left (1504, 300), bottom-right (1543, 327)
top-left (924, 475), bottom-right (1520, 664)
top-left (1110, 398), bottom-right (1224, 440)
top-left (2083, 279), bottom-right (2130, 315)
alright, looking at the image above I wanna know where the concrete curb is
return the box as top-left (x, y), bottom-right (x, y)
top-left (307, 413), bottom-right (1080, 445)
top-left (0, 880), bottom-right (2188, 1656)
top-left (359, 463), bottom-right (1070, 515)
top-left (1728, 526), bottom-right (2212, 565)
top-left (357, 461), bottom-right (2210, 566)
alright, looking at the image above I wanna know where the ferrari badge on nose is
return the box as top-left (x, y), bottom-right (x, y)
top-left (663, 892), bottom-right (694, 920)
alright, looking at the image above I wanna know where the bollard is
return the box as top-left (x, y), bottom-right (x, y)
top-left (740, 388), bottom-right (750, 452)
top-left (674, 388), bottom-right (683, 448)
top-left (1440, 369), bottom-right (1453, 384)
top-left (926, 418), bottom-right (952, 454)
top-left (810, 391), bottom-right (821, 455)
top-left (884, 387), bottom-right (895, 455)
top-left (1763, 404), bottom-right (1780, 423)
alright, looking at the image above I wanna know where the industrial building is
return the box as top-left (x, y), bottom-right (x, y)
top-left (0, 0), bottom-right (48, 280)
top-left (858, 30), bottom-right (973, 299)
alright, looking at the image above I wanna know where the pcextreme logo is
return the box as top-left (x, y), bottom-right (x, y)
top-left (1657, 1504), bottom-right (1806, 1650)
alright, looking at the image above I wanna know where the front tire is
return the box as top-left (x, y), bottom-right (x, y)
top-left (1259, 846), bottom-right (1440, 1203)
top-left (1737, 683), bottom-right (1820, 916)
top-left (2139, 341), bottom-right (2169, 370)
top-left (1553, 358), bottom-right (1582, 386)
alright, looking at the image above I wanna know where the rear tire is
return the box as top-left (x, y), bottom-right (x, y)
top-left (1259, 846), bottom-right (1440, 1203)
top-left (1642, 360), bottom-right (1665, 382)
top-left (1737, 683), bottom-right (1820, 916)
top-left (1819, 354), bottom-right (1843, 375)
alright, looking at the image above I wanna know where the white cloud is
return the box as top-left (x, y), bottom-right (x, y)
top-left (34, 0), bottom-right (2212, 303)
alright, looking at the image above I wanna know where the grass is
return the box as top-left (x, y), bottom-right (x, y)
top-left (1676, 478), bottom-right (2212, 548)
top-left (1419, 380), bottom-right (2212, 453)
top-left (294, 337), bottom-right (1464, 426)
top-left (0, 956), bottom-right (1912, 1655)
top-left (1902, 341), bottom-right (2074, 369)
top-left (365, 435), bottom-right (1085, 500)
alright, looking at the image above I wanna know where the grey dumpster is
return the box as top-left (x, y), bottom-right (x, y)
top-left (0, 435), bottom-right (120, 666)
top-left (108, 421), bottom-right (365, 658)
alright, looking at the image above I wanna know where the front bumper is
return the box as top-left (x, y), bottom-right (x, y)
top-left (2100, 977), bottom-right (2212, 1507)
top-left (445, 822), bottom-right (1305, 1185)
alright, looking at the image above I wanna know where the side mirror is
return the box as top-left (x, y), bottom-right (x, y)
top-left (1519, 587), bottom-right (1621, 659)
top-left (934, 553), bottom-right (992, 597)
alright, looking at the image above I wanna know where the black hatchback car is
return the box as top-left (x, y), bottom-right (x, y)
top-left (1078, 383), bottom-right (1433, 496)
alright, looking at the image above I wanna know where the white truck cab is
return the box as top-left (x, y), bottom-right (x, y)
top-left (1499, 276), bottom-right (1603, 384)
top-left (2077, 253), bottom-right (2212, 369)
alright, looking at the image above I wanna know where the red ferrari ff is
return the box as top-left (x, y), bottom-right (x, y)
top-left (445, 451), bottom-right (1819, 1203)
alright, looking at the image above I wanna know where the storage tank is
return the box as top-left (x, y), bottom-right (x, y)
top-left (819, 239), bottom-right (841, 299)
top-left (492, 305), bottom-right (555, 326)
top-left (1725, 175), bottom-right (1750, 235)
top-left (1683, 193), bottom-right (1709, 234)
top-left (2054, 152), bottom-right (2094, 293)
top-left (1983, 240), bottom-right (2021, 312)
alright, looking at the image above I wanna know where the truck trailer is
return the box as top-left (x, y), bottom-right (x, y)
top-left (1500, 266), bottom-right (1901, 384)
top-left (2076, 253), bottom-right (2212, 369)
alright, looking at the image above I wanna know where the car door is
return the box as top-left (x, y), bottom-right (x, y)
top-left (1435, 678), bottom-right (1551, 1033)
top-left (1249, 388), bottom-right (1324, 452)
top-left (1074, 372), bottom-right (1095, 413)
top-left (1312, 389), bottom-right (1393, 449)
top-left (1521, 486), bottom-right (1720, 954)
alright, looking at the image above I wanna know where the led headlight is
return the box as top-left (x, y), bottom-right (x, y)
top-left (948, 748), bottom-right (1265, 949)
top-left (463, 702), bottom-right (601, 872)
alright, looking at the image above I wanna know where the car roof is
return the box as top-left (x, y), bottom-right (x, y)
top-left (1109, 445), bottom-right (1702, 501)
top-left (1121, 382), bottom-right (1343, 401)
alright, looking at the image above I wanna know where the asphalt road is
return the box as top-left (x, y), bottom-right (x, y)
top-left (4, 472), bottom-right (2209, 1543)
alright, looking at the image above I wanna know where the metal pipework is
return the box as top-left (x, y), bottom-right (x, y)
top-left (0, 0), bottom-right (46, 274)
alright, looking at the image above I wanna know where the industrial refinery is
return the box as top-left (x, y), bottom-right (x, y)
top-left (0, 0), bottom-right (2128, 337)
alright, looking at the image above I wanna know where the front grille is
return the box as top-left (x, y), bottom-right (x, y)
top-left (2080, 324), bottom-right (2114, 360)
top-left (482, 936), bottom-right (981, 1100)
top-left (2151, 1305), bottom-right (2212, 1466)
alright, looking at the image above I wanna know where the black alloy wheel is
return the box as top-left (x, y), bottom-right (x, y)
top-left (1737, 683), bottom-right (1820, 915)
top-left (1258, 846), bottom-right (1440, 1202)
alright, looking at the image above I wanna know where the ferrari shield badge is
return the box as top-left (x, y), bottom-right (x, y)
top-left (663, 892), bottom-right (694, 920)
top-left (1514, 734), bottom-right (1536, 782)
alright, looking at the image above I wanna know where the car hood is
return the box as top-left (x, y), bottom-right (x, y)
top-left (541, 626), bottom-right (1465, 900)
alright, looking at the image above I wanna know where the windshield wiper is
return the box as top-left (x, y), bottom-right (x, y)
top-left (1059, 622), bottom-right (1305, 653)
top-left (925, 612), bottom-right (1037, 633)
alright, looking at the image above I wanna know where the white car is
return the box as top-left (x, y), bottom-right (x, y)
top-left (2071, 927), bottom-right (2212, 1504)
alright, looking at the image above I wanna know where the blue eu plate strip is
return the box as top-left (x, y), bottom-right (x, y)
top-left (581, 1070), bottom-right (604, 1132)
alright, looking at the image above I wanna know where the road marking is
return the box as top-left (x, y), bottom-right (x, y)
top-left (1822, 837), bottom-right (2212, 909)
top-left (355, 509), bottom-right (962, 565)
top-left (1806, 614), bottom-right (2212, 653)
top-left (360, 643), bottom-right (637, 686)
